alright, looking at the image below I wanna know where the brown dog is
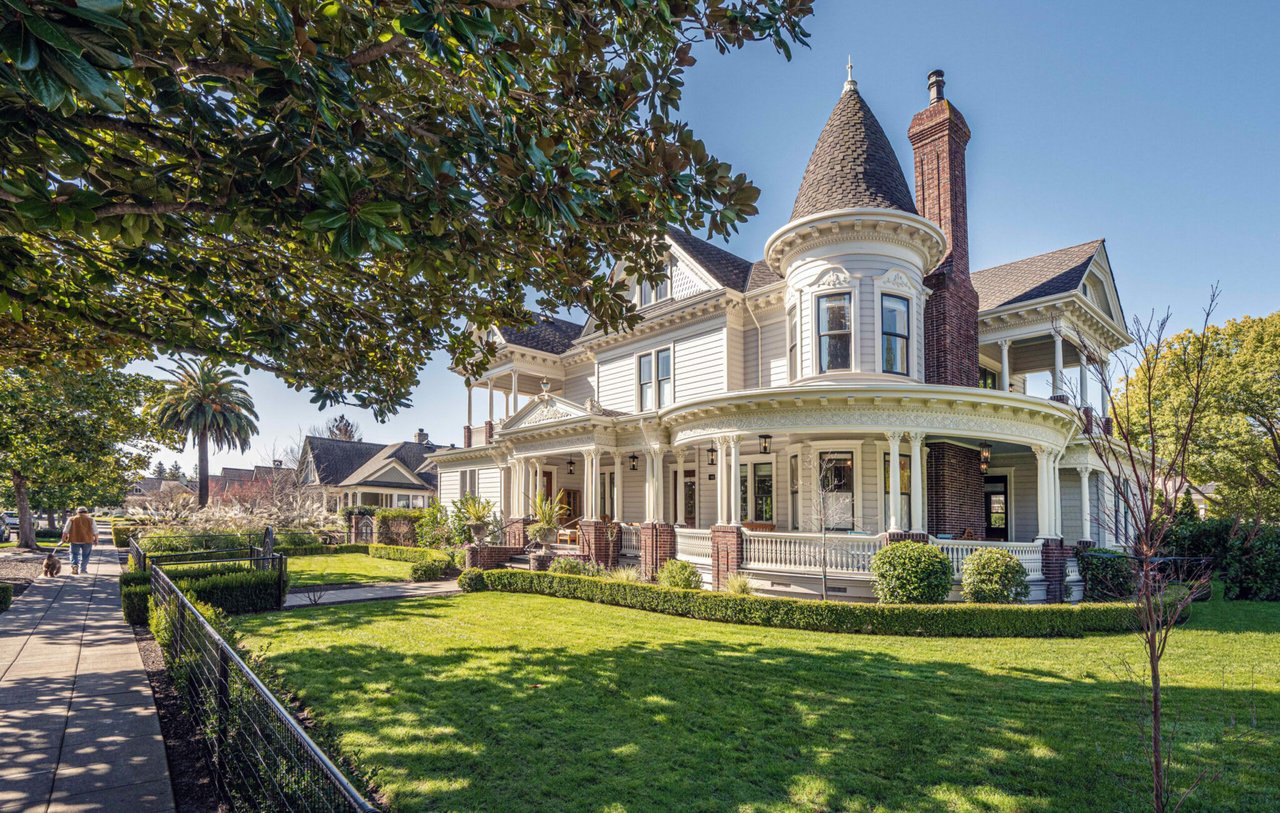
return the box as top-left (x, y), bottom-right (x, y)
top-left (43, 552), bottom-right (62, 578)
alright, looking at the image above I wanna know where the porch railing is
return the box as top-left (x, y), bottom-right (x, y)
top-left (674, 528), bottom-right (712, 564)
top-left (932, 539), bottom-right (1044, 579)
top-left (741, 530), bottom-right (883, 575)
top-left (617, 525), bottom-right (641, 557)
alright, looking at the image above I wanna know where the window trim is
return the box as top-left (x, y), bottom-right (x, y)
top-left (786, 304), bottom-right (798, 382)
top-left (880, 293), bottom-right (911, 377)
top-left (634, 344), bottom-right (675, 413)
top-left (814, 291), bottom-right (854, 374)
top-left (735, 453), bottom-right (776, 524)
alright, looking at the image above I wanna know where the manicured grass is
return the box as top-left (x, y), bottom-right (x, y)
top-left (235, 592), bottom-right (1280, 813)
top-left (285, 553), bottom-right (415, 587)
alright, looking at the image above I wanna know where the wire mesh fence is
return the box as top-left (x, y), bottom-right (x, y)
top-left (150, 562), bottom-right (378, 812)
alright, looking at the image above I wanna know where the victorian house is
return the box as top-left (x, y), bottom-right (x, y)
top-left (430, 69), bottom-right (1131, 602)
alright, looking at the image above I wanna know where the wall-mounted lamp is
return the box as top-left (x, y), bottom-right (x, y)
top-left (628, 453), bottom-right (638, 472)
top-left (567, 459), bottom-right (575, 475)
top-left (758, 434), bottom-right (772, 454)
top-left (979, 442), bottom-right (992, 475)
top-left (707, 447), bottom-right (717, 466)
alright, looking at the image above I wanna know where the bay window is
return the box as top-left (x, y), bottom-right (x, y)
top-left (881, 294), bottom-right (910, 375)
top-left (817, 293), bottom-right (852, 373)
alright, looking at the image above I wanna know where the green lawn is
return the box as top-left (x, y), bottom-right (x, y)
top-left (285, 553), bottom-right (415, 587)
top-left (235, 592), bottom-right (1280, 813)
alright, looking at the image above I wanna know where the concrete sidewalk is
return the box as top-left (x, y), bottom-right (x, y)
top-left (0, 543), bottom-right (174, 813)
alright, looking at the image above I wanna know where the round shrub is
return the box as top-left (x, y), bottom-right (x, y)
top-left (1078, 549), bottom-right (1136, 601)
top-left (548, 557), bottom-right (606, 577)
top-left (457, 567), bottom-right (486, 592)
top-left (960, 547), bottom-right (1029, 604)
top-left (657, 559), bottom-right (702, 590)
top-left (870, 541), bottom-right (953, 604)
top-left (410, 560), bottom-right (446, 581)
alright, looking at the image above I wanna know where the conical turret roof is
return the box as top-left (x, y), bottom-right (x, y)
top-left (790, 83), bottom-right (916, 220)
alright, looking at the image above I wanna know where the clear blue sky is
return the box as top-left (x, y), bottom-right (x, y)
top-left (143, 0), bottom-right (1280, 473)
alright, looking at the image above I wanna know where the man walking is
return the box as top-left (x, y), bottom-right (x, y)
top-left (61, 507), bottom-right (97, 575)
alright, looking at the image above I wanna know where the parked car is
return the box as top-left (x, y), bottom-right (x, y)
top-left (1, 512), bottom-right (15, 542)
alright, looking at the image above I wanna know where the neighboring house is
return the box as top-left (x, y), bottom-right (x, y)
top-left (298, 431), bottom-right (440, 512)
top-left (125, 476), bottom-right (194, 506)
top-left (431, 68), bottom-right (1134, 601)
top-left (206, 461), bottom-right (297, 503)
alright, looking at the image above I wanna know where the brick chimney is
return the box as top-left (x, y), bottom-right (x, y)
top-left (908, 69), bottom-right (979, 388)
top-left (414, 428), bottom-right (431, 445)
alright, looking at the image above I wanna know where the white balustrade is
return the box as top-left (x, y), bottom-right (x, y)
top-left (741, 530), bottom-right (883, 575)
top-left (675, 528), bottom-right (712, 564)
top-left (617, 525), bottom-right (641, 557)
top-left (933, 539), bottom-right (1044, 579)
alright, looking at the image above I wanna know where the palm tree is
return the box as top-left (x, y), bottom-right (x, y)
top-left (151, 357), bottom-right (259, 507)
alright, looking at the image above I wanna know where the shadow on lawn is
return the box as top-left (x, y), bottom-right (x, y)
top-left (247, 599), bottom-right (1278, 813)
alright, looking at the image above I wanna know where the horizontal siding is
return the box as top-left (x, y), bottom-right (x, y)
top-left (564, 372), bottom-right (595, 405)
top-left (596, 355), bottom-right (634, 412)
top-left (676, 328), bottom-right (725, 402)
top-left (477, 467), bottom-right (503, 506)
top-left (744, 319), bottom-right (787, 389)
top-left (438, 470), bottom-right (460, 503)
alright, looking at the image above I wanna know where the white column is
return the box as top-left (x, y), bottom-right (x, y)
top-left (466, 383), bottom-right (473, 428)
top-left (1052, 333), bottom-right (1064, 397)
top-left (1100, 359), bottom-right (1111, 420)
top-left (583, 452), bottom-right (596, 520)
top-left (1078, 359), bottom-right (1089, 408)
top-left (908, 432), bottom-right (924, 533)
top-left (715, 438), bottom-right (727, 525)
top-left (534, 459), bottom-right (544, 500)
top-left (641, 451), bottom-right (653, 521)
top-left (674, 449), bottom-right (687, 526)
top-left (999, 339), bottom-right (1011, 392)
top-left (886, 432), bottom-right (903, 532)
top-left (1053, 452), bottom-right (1064, 538)
top-left (1034, 446), bottom-right (1050, 538)
top-left (613, 452), bottom-right (622, 523)
top-left (1077, 466), bottom-right (1092, 542)
top-left (654, 449), bottom-right (666, 523)
top-left (487, 379), bottom-right (494, 422)
top-left (511, 370), bottom-right (520, 413)
top-left (729, 436), bottom-right (742, 525)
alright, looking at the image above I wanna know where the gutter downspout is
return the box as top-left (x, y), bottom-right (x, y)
top-left (745, 295), bottom-right (763, 388)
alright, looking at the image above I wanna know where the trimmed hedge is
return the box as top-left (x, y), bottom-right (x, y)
top-left (475, 570), bottom-right (1138, 638)
top-left (176, 569), bottom-right (288, 614)
top-left (0, 582), bottom-right (11, 613)
top-left (656, 559), bottom-right (702, 589)
top-left (410, 560), bottom-right (447, 581)
top-left (457, 567), bottom-right (486, 592)
top-left (122, 584), bottom-right (150, 625)
top-left (274, 543), bottom-right (369, 557)
top-left (112, 523), bottom-right (143, 548)
top-left (1168, 518), bottom-right (1280, 601)
top-left (374, 508), bottom-right (432, 545)
top-left (961, 547), bottom-right (1030, 604)
top-left (368, 543), bottom-right (451, 566)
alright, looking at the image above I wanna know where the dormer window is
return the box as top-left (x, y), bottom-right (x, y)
top-left (817, 293), bottom-right (852, 373)
top-left (636, 274), bottom-right (671, 307)
top-left (881, 294), bottom-right (910, 376)
top-left (1081, 281), bottom-right (1091, 301)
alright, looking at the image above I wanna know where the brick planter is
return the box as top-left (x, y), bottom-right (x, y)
top-left (580, 520), bottom-right (618, 568)
top-left (529, 552), bottom-right (553, 572)
top-left (640, 523), bottom-right (675, 580)
top-left (709, 524), bottom-right (743, 591)
top-left (505, 518), bottom-right (530, 548)
top-left (464, 544), bottom-right (525, 570)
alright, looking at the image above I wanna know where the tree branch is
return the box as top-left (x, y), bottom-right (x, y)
top-left (349, 35), bottom-right (408, 66)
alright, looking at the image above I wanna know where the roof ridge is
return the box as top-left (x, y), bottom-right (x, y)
top-left (974, 238), bottom-right (1104, 275)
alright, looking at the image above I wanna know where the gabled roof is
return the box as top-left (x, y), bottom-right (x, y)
top-left (790, 84), bottom-right (917, 220)
top-left (972, 239), bottom-right (1105, 311)
top-left (501, 317), bottom-right (583, 354)
top-left (745, 259), bottom-right (783, 292)
top-left (219, 468), bottom-right (254, 481)
top-left (302, 436), bottom-right (389, 485)
top-left (667, 228), bottom-right (755, 291)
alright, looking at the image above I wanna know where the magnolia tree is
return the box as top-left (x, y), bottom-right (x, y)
top-left (1076, 289), bottom-right (1223, 813)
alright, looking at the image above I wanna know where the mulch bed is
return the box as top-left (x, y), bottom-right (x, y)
top-left (0, 552), bottom-right (43, 598)
top-left (133, 625), bottom-right (228, 813)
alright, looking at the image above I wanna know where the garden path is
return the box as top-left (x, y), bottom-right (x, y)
top-left (0, 540), bottom-right (174, 813)
top-left (284, 578), bottom-right (460, 608)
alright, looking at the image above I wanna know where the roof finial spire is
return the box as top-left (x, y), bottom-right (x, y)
top-left (843, 55), bottom-right (857, 92)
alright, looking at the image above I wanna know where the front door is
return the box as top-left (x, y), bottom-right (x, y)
top-left (984, 476), bottom-right (1009, 541)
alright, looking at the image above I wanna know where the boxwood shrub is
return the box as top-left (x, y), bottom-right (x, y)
top-left (0, 582), bottom-right (11, 613)
top-left (368, 543), bottom-right (451, 566)
top-left (548, 557), bottom-right (607, 577)
top-left (121, 584), bottom-right (151, 625)
top-left (175, 569), bottom-right (288, 614)
top-left (274, 543), bottom-right (370, 557)
top-left (112, 523), bottom-right (142, 548)
top-left (477, 570), bottom-right (1138, 638)
top-left (457, 567), bottom-right (486, 592)
top-left (410, 560), bottom-right (447, 581)
top-left (1078, 549), bottom-right (1137, 601)
top-left (871, 541), bottom-right (953, 604)
top-left (961, 547), bottom-right (1030, 604)
top-left (657, 559), bottom-right (702, 589)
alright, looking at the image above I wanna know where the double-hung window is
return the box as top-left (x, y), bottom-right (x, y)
top-left (787, 305), bottom-right (798, 380)
top-left (817, 293), bottom-right (852, 373)
top-left (737, 461), bottom-right (774, 523)
top-left (637, 348), bottom-right (672, 411)
top-left (881, 294), bottom-right (910, 376)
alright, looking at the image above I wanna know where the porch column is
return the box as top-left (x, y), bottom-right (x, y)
top-left (613, 451), bottom-right (623, 523)
top-left (1034, 446), bottom-right (1051, 538)
top-left (654, 449), bottom-right (666, 523)
top-left (1077, 466), bottom-right (1092, 543)
top-left (534, 458), bottom-right (544, 500)
top-left (1052, 332), bottom-right (1064, 398)
top-left (584, 451), bottom-right (597, 520)
top-left (674, 449), bottom-right (687, 525)
top-left (1100, 360), bottom-right (1111, 420)
top-left (714, 438), bottom-right (727, 525)
top-left (511, 370), bottom-right (520, 413)
top-left (487, 379), bottom-right (494, 422)
top-left (728, 436), bottom-right (742, 526)
top-left (907, 432), bottom-right (925, 534)
top-left (466, 383), bottom-right (474, 428)
top-left (1078, 358), bottom-right (1089, 408)
top-left (998, 339), bottom-right (1011, 392)
top-left (886, 431), bottom-right (903, 532)
top-left (1053, 451), bottom-right (1064, 538)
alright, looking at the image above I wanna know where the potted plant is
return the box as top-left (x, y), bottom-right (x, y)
top-left (527, 490), bottom-right (568, 570)
top-left (456, 494), bottom-right (495, 545)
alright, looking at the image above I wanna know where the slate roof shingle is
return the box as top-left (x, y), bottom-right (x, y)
top-left (667, 228), bottom-right (755, 291)
top-left (502, 317), bottom-right (584, 354)
top-left (972, 239), bottom-right (1104, 310)
top-left (790, 86), bottom-right (917, 220)
top-left (303, 437), bottom-right (389, 485)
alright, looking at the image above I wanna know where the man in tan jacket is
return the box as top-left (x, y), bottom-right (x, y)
top-left (62, 507), bottom-right (97, 575)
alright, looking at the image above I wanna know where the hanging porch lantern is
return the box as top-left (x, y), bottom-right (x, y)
top-left (979, 442), bottom-right (992, 475)
top-left (629, 453), bottom-right (638, 471)
top-left (707, 447), bottom-right (717, 466)
top-left (567, 458), bottom-right (575, 475)
top-left (758, 434), bottom-right (772, 454)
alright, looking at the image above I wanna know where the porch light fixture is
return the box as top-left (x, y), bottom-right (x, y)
top-left (707, 447), bottom-right (717, 466)
top-left (979, 442), bottom-right (992, 475)
top-left (758, 434), bottom-right (772, 454)
top-left (629, 453), bottom-right (638, 471)
top-left (567, 459), bottom-right (575, 475)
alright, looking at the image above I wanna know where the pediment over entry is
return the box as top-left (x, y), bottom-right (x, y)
top-left (500, 393), bottom-right (595, 432)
